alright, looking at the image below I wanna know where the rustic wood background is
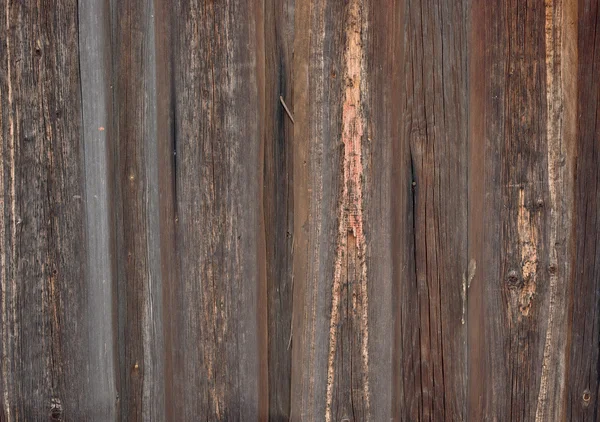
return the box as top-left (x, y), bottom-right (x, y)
top-left (0, 0), bottom-right (598, 420)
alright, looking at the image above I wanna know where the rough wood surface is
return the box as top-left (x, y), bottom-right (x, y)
top-left (263, 0), bottom-right (295, 420)
top-left (468, 0), bottom-right (578, 420)
top-left (290, 1), bottom-right (401, 421)
top-left (168, 0), bottom-right (267, 419)
top-left (1, 0), bottom-right (599, 420)
top-left (399, 0), bottom-right (469, 419)
top-left (567, 0), bottom-right (600, 419)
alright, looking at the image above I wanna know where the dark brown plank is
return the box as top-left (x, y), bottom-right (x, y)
top-left (263, 0), bottom-right (294, 421)
top-left (398, 0), bottom-right (470, 420)
top-left (468, 0), bottom-right (576, 419)
top-left (263, 0), bottom-right (295, 420)
top-left (168, 0), bottom-right (267, 419)
top-left (366, 2), bottom-right (404, 422)
top-left (567, 0), bottom-right (600, 419)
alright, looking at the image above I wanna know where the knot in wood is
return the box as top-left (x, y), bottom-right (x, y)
top-left (506, 270), bottom-right (522, 289)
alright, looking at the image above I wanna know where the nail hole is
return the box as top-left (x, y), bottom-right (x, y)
top-left (583, 391), bottom-right (591, 403)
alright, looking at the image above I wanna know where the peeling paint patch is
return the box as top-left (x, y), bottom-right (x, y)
top-left (325, 1), bottom-right (370, 421)
top-left (517, 189), bottom-right (538, 317)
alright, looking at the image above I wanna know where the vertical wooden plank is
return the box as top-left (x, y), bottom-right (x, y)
top-left (170, 0), bottom-right (267, 419)
top-left (290, 0), bottom-right (400, 420)
top-left (78, 0), bottom-right (119, 418)
top-left (0, 0), bottom-right (117, 419)
top-left (398, 0), bottom-right (470, 420)
top-left (467, 0), bottom-right (486, 418)
top-left (263, 0), bottom-right (295, 420)
top-left (154, 0), bottom-right (177, 420)
top-left (111, 0), bottom-right (165, 420)
top-left (534, 0), bottom-right (577, 419)
top-left (365, 2), bottom-right (403, 422)
top-left (291, 0), bottom-right (360, 418)
top-left (468, 0), bottom-right (576, 419)
top-left (567, 0), bottom-right (600, 419)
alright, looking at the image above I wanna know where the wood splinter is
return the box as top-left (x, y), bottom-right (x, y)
top-left (279, 95), bottom-right (295, 124)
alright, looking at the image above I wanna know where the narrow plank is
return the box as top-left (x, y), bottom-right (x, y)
top-left (468, 0), bottom-right (576, 419)
top-left (290, 0), bottom-right (399, 420)
top-left (154, 0), bottom-right (178, 420)
top-left (467, 0), bottom-right (486, 417)
top-left (169, 0), bottom-right (267, 419)
top-left (0, 0), bottom-right (117, 419)
top-left (567, 0), bottom-right (600, 419)
top-left (365, 2), bottom-right (403, 422)
top-left (263, 0), bottom-right (295, 420)
top-left (78, 0), bottom-right (120, 418)
top-left (78, 0), bottom-right (119, 418)
top-left (111, 0), bottom-right (165, 419)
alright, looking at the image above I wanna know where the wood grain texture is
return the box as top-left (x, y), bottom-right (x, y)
top-left (263, 0), bottom-right (295, 420)
top-left (168, 0), bottom-right (267, 419)
top-left (567, 0), bottom-right (599, 419)
top-left (1, 0), bottom-right (600, 420)
top-left (78, 0), bottom-right (119, 418)
top-left (468, 0), bottom-right (577, 420)
top-left (112, 0), bottom-right (165, 419)
top-left (400, 0), bottom-right (469, 419)
top-left (0, 0), bottom-right (117, 419)
top-left (290, 0), bottom-right (400, 420)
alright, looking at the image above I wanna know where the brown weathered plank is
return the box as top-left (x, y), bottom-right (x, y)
top-left (290, 0), bottom-right (400, 420)
top-left (365, 2), bottom-right (403, 422)
top-left (468, 0), bottom-right (577, 420)
top-left (111, 0), bottom-right (165, 419)
top-left (567, 0), bottom-right (600, 419)
top-left (399, 0), bottom-right (470, 419)
top-left (263, 0), bottom-right (295, 420)
top-left (167, 0), bottom-right (267, 419)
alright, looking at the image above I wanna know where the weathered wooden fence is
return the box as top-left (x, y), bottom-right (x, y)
top-left (1, 0), bottom-right (599, 420)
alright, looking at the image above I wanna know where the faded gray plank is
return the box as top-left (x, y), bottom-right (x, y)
top-left (78, 0), bottom-right (118, 418)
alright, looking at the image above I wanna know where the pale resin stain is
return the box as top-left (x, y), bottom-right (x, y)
top-left (325, 0), bottom-right (370, 421)
top-left (517, 189), bottom-right (538, 317)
